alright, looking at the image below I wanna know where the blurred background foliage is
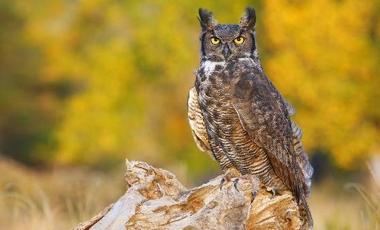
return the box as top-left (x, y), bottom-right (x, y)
top-left (1, 0), bottom-right (380, 229)
top-left (1, 0), bottom-right (379, 175)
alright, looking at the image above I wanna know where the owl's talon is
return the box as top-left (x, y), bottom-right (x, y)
top-left (271, 188), bottom-right (276, 198)
top-left (266, 187), bottom-right (278, 199)
top-left (233, 178), bottom-right (239, 192)
top-left (250, 191), bottom-right (257, 203)
top-left (219, 177), bottom-right (227, 190)
top-left (219, 168), bottom-right (241, 190)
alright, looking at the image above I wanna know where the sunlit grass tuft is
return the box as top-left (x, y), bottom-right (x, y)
top-left (345, 165), bottom-right (380, 230)
top-left (0, 158), bottom-right (124, 230)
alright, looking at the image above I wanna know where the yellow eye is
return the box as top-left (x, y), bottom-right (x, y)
top-left (234, 36), bottom-right (245, 45)
top-left (210, 37), bottom-right (220, 45)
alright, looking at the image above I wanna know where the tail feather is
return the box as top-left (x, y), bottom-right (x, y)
top-left (298, 195), bottom-right (313, 230)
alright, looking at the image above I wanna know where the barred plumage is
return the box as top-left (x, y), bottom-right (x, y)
top-left (187, 7), bottom-right (314, 229)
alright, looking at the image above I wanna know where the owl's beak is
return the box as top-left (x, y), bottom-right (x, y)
top-left (222, 45), bottom-right (231, 59)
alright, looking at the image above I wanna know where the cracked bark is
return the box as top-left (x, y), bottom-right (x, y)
top-left (74, 160), bottom-right (302, 230)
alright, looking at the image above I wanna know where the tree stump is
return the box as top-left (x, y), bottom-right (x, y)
top-left (75, 160), bottom-right (302, 230)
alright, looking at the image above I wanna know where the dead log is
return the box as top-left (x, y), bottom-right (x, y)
top-left (75, 160), bottom-right (302, 230)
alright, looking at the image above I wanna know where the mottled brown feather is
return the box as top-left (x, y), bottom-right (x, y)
top-left (187, 87), bottom-right (212, 154)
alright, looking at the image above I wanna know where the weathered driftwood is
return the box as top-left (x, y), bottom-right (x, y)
top-left (75, 160), bottom-right (302, 230)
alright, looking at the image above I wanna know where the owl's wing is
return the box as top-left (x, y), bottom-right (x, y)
top-left (291, 120), bottom-right (313, 195)
top-left (265, 79), bottom-right (313, 196)
top-left (187, 87), bottom-right (212, 154)
top-left (231, 71), bottom-right (307, 202)
top-left (284, 99), bottom-right (313, 195)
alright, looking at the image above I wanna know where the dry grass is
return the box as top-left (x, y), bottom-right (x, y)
top-left (0, 158), bottom-right (125, 229)
top-left (0, 158), bottom-right (378, 230)
top-left (310, 181), bottom-right (362, 230)
top-left (342, 165), bottom-right (380, 230)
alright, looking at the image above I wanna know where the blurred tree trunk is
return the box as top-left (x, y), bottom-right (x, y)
top-left (75, 160), bottom-right (302, 230)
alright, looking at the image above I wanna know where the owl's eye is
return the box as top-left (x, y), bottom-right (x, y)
top-left (234, 36), bottom-right (245, 45)
top-left (210, 37), bottom-right (220, 45)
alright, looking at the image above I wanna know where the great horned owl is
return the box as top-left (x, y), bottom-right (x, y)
top-left (187, 7), bottom-right (314, 229)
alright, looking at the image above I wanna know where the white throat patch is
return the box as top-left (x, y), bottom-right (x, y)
top-left (202, 60), bottom-right (225, 76)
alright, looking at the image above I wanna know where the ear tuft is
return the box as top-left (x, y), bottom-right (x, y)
top-left (240, 7), bottom-right (256, 30)
top-left (198, 8), bottom-right (216, 31)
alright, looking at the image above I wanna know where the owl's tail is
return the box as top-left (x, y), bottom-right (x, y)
top-left (298, 194), bottom-right (313, 230)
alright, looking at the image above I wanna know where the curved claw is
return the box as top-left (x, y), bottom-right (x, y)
top-left (219, 167), bottom-right (241, 191)
top-left (233, 178), bottom-right (239, 192)
top-left (250, 191), bottom-right (257, 203)
top-left (266, 187), bottom-right (279, 199)
top-left (219, 177), bottom-right (227, 190)
top-left (219, 177), bottom-right (240, 192)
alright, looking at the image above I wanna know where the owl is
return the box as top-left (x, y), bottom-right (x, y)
top-left (187, 7), bottom-right (314, 229)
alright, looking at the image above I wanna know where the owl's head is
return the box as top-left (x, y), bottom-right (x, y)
top-left (198, 7), bottom-right (257, 62)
